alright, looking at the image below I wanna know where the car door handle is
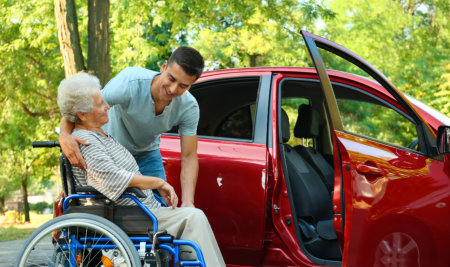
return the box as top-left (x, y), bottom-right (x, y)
top-left (162, 159), bottom-right (168, 166)
top-left (356, 164), bottom-right (384, 178)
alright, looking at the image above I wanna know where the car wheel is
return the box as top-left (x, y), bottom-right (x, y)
top-left (374, 232), bottom-right (420, 267)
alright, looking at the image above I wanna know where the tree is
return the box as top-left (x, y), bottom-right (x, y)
top-left (320, 0), bottom-right (450, 116)
top-left (54, 0), bottom-right (110, 85)
top-left (53, 0), bottom-right (85, 77)
top-left (188, 0), bottom-right (335, 69)
top-left (0, 0), bottom-right (61, 220)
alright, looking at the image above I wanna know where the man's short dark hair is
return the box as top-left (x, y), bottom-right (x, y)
top-left (167, 46), bottom-right (204, 80)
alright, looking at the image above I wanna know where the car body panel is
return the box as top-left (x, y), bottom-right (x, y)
top-left (335, 131), bottom-right (450, 266)
top-left (160, 136), bottom-right (268, 266)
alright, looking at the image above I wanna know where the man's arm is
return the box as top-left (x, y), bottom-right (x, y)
top-left (179, 134), bottom-right (198, 207)
top-left (59, 117), bottom-right (90, 168)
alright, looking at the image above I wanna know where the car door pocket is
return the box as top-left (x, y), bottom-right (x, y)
top-left (356, 162), bottom-right (384, 181)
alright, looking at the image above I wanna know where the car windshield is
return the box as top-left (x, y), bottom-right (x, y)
top-left (406, 95), bottom-right (450, 126)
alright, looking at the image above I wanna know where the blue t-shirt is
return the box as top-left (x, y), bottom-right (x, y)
top-left (102, 67), bottom-right (199, 155)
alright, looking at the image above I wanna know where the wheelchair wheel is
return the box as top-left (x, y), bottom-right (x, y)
top-left (16, 213), bottom-right (141, 267)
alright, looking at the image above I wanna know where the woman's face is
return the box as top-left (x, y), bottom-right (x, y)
top-left (80, 92), bottom-right (110, 127)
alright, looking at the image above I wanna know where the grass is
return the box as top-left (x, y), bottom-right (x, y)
top-left (0, 212), bottom-right (53, 242)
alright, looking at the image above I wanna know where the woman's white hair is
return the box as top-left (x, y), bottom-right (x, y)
top-left (57, 72), bottom-right (101, 123)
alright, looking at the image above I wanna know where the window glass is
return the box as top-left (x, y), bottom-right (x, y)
top-left (337, 98), bottom-right (418, 149)
top-left (316, 46), bottom-right (419, 150)
top-left (187, 77), bottom-right (260, 141)
top-left (216, 104), bottom-right (255, 139)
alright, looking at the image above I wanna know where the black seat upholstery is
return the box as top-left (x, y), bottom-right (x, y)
top-left (293, 104), bottom-right (334, 194)
top-left (281, 109), bottom-right (341, 260)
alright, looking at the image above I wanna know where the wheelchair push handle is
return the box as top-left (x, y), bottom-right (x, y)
top-left (32, 141), bottom-right (60, 148)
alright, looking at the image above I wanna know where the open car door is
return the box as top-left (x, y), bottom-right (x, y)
top-left (302, 31), bottom-right (450, 267)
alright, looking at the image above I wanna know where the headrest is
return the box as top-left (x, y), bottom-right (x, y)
top-left (281, 109), bottom-right (290, 143)
top-left (294, 104), bottom-right (319, 138)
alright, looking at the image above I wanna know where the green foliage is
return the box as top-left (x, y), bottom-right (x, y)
top-left (29, 202), bottom-right (53, 214)
top-left (3, 211), bottom-right (23, 224)
top-left (320, 0), bottom-right (450, 117)
top-left (190, 0), bottom-right (335, 68)
top-left (0, 0), bottom-right (61, 201)
top-left (337, 99), bottom-right (417, 148)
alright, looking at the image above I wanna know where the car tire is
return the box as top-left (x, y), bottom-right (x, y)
top-left (369, 223), bottom-right (434, 267)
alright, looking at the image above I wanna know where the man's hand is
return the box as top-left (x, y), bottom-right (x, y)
top-left (157, 181), bottom-right (179, 209)
top-left (59, 133), bottom-right (90, 168)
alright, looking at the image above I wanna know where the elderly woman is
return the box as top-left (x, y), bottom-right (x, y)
top-left (57, 72), bottom-right (225, 267)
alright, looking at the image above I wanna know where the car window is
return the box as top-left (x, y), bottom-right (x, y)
top-left (337, 98), bottom-right (418, 149)
top-left (316, 47), bottom-right (420, 150)
top-left (216, 104), bottom-right (255, 139)
top-left (189, 77), bottom-right (260, 141)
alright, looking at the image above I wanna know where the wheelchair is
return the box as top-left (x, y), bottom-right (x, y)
top-left (16, 141), bottom-right (206, 267)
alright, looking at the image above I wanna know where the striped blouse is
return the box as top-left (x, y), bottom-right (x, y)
top-left (72, 129), bottom-right (161, 209)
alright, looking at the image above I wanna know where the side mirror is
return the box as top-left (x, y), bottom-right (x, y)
top-left (436, 125), bottom-right (450, 154)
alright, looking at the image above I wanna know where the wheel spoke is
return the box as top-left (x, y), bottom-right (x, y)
top-left (16, 213), bottom-right (140, 267)
top-left (379, 239), bottom-right (392, 255)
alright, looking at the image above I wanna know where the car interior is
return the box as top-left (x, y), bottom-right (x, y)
top-left (279, 77), bottom-right (420, 264)
top-left (279, 78), bottom-right (342, 264)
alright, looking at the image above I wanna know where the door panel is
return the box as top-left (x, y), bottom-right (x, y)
top-left (160, 74), bottom-right (271, 265)
top-left (160, 136), bottom-right (267, 265)
top-left (335, 131), bottom-right (450, 266)
top-left (302, 31), bottom-right (450, 266)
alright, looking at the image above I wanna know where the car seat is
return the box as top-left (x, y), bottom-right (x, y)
top-left (293, 104), bottom-right (334, 194)
top-left (281, 109), bottom-right (341, 260)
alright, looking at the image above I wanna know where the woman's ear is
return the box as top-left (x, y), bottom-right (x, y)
top-left (76, 112), bottom-right (86, 122)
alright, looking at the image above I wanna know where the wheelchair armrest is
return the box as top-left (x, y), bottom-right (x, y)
top-left (76, 186), bottom-right (100, 194)
top-left (75, 186), bottom-right (146, 198)
top-left (124, 187), bottom-right (147, 198)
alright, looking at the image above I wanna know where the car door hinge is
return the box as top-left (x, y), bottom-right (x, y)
top-left (285, 216), bottom-right (292, 226)
top-left (333, 214), bottom-right (343, 230)
top-left (273, 204), bottom-right (280, 213)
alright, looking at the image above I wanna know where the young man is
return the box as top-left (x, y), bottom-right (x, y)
top-left (59, 46), bottom-right (204, 207)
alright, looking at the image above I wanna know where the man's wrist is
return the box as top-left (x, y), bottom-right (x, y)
top-left (181, 198), bottom-right (194, 205)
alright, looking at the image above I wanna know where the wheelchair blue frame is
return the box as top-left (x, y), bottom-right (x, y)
top-left (62, 193), bottom-right (206, 267)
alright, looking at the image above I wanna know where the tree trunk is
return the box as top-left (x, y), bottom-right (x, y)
top-left (249, 54), bottom-right (259, 67)
top-left (88, 0), bottom-right (111, 86)
top-left (54, 0), bottom-right (85, 77)
top-left (0, 197), bottom-right (4, 214)
top-left (21, 175), bottom-right (30, 223)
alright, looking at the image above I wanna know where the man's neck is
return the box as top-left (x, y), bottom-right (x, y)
top-left (151, 76), bottom-right (171, 114)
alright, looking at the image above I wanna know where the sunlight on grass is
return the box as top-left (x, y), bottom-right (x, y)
top-left (0, 212), bottom-right (53, 242)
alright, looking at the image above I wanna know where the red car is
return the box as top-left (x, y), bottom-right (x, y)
top-left (159, 32), bottom-right (450, 266)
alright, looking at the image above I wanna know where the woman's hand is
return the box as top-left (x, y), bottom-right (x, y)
top-left (157, 181), bottom-right (179, 209)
